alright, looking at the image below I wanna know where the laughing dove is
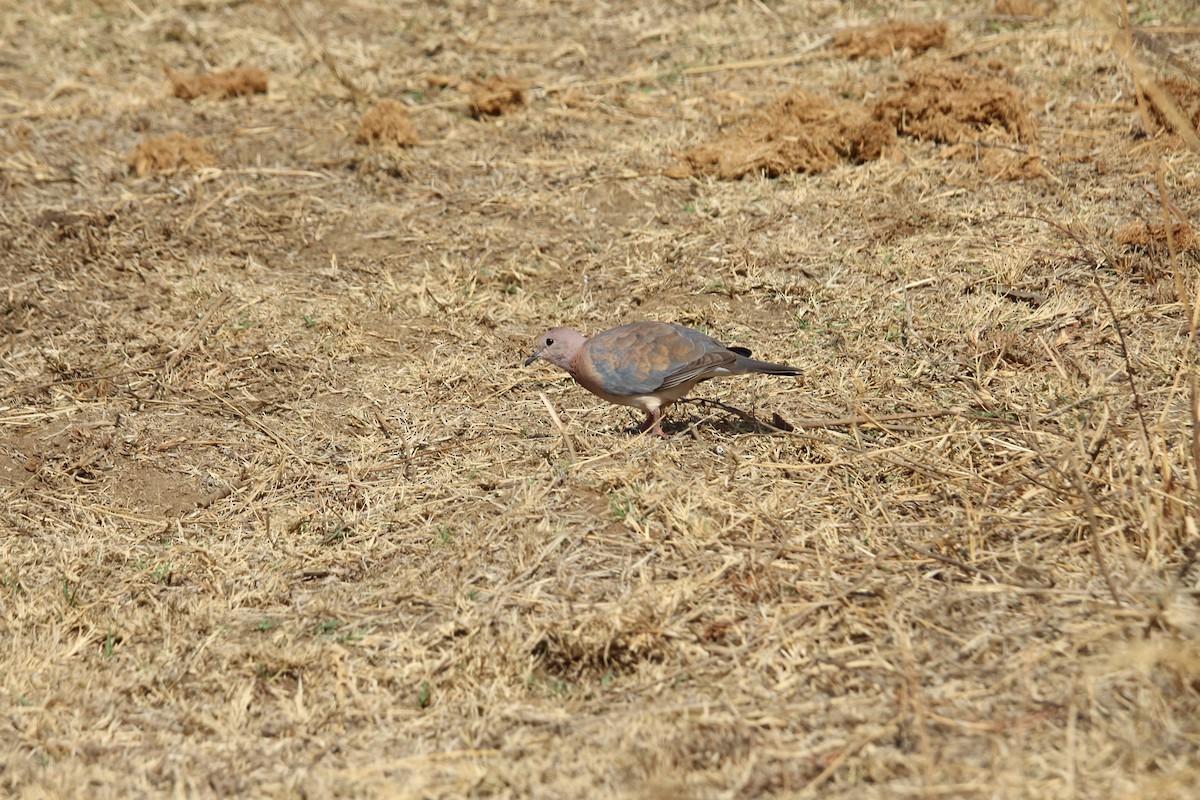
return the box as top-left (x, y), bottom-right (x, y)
top-left (524, 321), bottom-right (799, 437)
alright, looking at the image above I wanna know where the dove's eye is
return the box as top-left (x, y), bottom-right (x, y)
top-left (546, 337), bottom-right (555, 346)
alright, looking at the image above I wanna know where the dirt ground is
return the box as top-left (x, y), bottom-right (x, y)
top-left (3, 0), bottom-right (1200, 797)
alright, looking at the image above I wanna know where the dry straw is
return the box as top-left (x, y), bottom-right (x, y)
top-left (2, 0), bottom-right (1200, 797)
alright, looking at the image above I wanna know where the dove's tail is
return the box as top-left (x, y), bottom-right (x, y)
top-left (732, 353), bottom-right (800, 376)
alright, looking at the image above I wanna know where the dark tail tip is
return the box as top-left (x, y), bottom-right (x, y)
top-left (743, 358), bottom-right (800, 376)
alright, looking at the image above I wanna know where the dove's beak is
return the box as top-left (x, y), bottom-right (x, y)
top-left (523, 350), bottom-right (542, 367)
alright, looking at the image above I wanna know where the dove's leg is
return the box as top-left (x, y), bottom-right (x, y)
top-left (638, 407), bottom-right (668, 438)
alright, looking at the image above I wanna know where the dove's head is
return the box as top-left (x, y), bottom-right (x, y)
top-left (524, 327), bottom-right (586, 372)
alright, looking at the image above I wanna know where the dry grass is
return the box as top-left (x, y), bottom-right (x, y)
top-left (3, 0), bottom-right (1200, 797)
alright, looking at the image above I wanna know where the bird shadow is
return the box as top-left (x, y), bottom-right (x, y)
top-left (667, 397), bottom-right (795, 437)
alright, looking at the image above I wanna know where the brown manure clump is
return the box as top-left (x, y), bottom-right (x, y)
top-left (994, 0), bottom-right (1055, 16)
top-left (356, 99), bottom-right (419, 147)
top-left (874, 65), bottom-right (1038, 144)
top-left (169, 66), bottom-right (269, 100)
top-left (1115, 220), bottom-right (1197, 252)
top-left (676, 90), bottom-right (894, 179)
top-left (1144, 76), bottom-right (1200, 139)
top-left (126, 133), bottom-right (217, 175)
top-left (833, 21), bottom-right (948, 58)
top-left (469, 75), bottom-right (526, 117)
